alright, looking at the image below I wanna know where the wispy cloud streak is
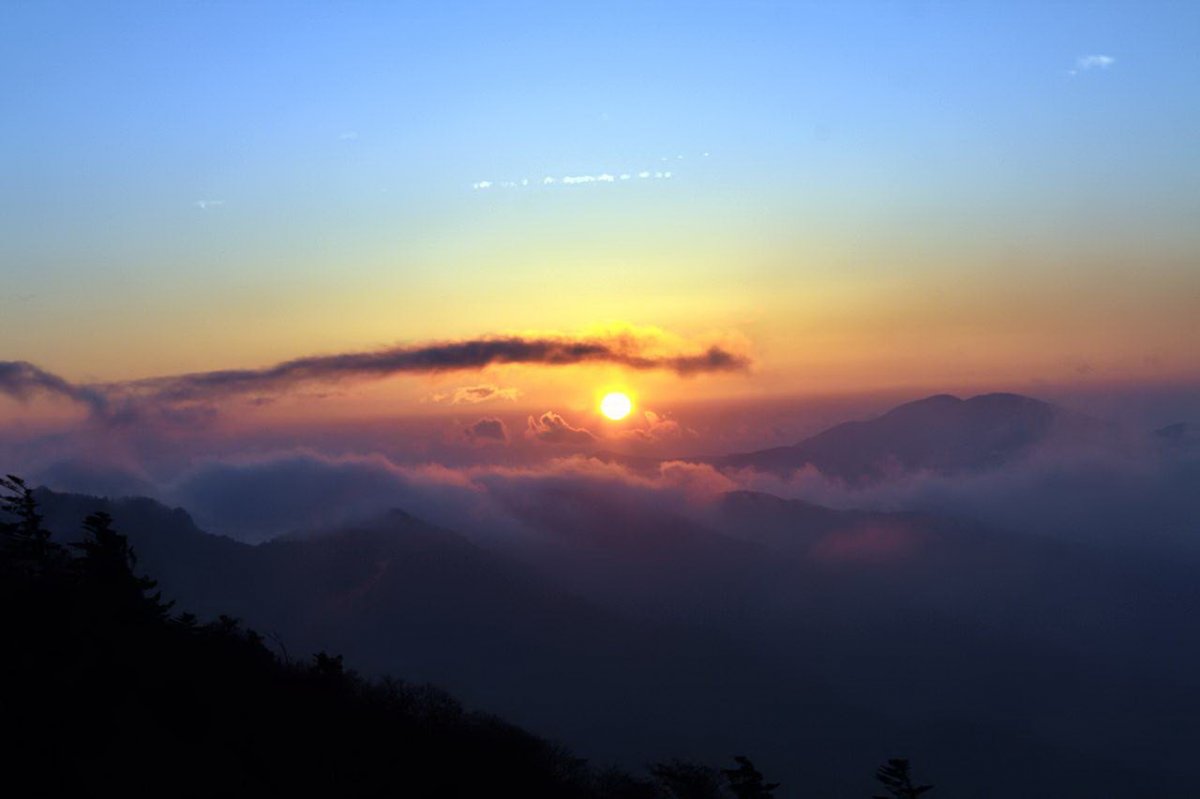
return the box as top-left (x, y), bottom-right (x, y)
top-left (473, 152), bottom-right (709, 191)
top-left (431, 384), bottom-right (521, 404)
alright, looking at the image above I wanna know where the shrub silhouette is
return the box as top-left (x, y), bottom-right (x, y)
top-left (874, 758), bottom-right (934, 798)
top-left (650, 759), bottom-right (726, 798)
top-left (722, 756), bottom-right (780, 799)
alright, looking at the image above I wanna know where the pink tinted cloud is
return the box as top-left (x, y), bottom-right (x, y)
top-left (811, 523), bottom-right (925, 563)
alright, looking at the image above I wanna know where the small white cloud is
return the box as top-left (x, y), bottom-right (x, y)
top-left (194, 200), bottom-right (224, 211)
top-left (1077, 54), bottom-right (1115, 69)
top-left (472, 181), bottom-right (493, 190)
top-left (1071, 54), bottom-right (1115, 76)
top-left (338, 131), bottom-right (359, 141)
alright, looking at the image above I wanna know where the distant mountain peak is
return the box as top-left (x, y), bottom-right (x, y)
top-left (965, 391), bottom-right (1057, 409)
top-left (714, 391), bottom-right (1098, 483)
top-left (883, 392), bottom-right (1056, 419)
top-left (889, 393), bottom-right (963, 409)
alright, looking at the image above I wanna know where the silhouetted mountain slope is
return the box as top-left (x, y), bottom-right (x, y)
top-left (2, 500), bottom-right (607, 798)
top-left (714, 392), bottom-right (1106, 482)
top-left (35, 489), bottom-right (638, 697)
top-left (31, 488), bottom-right (805, 766)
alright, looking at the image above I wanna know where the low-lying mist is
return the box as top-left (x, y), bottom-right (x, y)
top-left (7, 389), bottom-right (1200, 797)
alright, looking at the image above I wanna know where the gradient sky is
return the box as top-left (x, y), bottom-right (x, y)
top-left (3, 1), bottom-right (1199, 418)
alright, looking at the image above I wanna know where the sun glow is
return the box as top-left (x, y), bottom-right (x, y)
top-left (600, 391), bottom-right (633, 420)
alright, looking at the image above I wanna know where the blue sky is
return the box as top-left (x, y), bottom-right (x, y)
top-left (2, 1), bottom-right (1198, 394)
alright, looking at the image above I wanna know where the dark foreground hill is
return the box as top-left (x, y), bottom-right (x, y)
top-left (3, 475), bottom-right (832, 798)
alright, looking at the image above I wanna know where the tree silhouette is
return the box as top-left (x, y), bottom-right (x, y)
top-left (71, 510), bottom-right (171, 620)
top-left (874, 758), bottom-right (933, 799)
top-left (721, 756), bottom-right (779, 799)
top-left (0, 473), bottom-right (60, 573)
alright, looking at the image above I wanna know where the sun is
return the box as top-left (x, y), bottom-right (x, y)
top-left (600, 391), bottom-right (633, 420)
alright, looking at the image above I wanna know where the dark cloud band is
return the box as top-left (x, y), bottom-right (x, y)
top-left (0, 361), bottom-right (108, 414)
top-left (2, 333), bottom-right (750, 418)
top-left (135, 336), bottom-right (749, 402)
